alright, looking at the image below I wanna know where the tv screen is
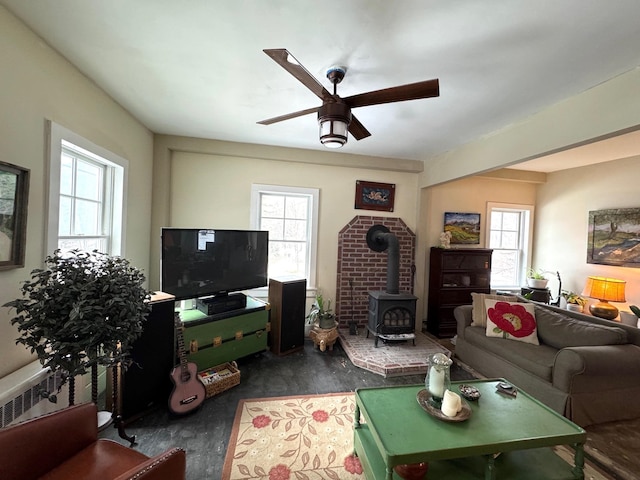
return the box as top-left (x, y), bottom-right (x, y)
top-left (161, 228), bottom-right (268, 301)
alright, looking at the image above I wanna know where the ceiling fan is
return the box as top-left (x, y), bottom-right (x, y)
top-left (258, 49), bottom-right (440, 149)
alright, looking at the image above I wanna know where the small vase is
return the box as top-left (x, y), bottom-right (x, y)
top-left (425, 352), bottom-right (452, 406)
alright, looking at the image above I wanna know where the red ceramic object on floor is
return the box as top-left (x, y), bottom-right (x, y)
top-left (393, 462), bottom-right (429, 480)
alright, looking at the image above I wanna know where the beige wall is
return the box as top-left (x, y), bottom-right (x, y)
top-left (416, 176), bottom-right (539, 325)
top-left (534, 155), bottom-right (640, 316)
top-left (150, 139), bottom-right (420, 318)
top-left (0, 8), bottom-right (154, 378)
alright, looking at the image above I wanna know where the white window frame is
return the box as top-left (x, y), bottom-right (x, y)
top-left (486, 202), bottom-right (534, 290)
top-left (46, 121), bottom-right (127, 257)
top-left (250, 184), bottom-right (319, 293)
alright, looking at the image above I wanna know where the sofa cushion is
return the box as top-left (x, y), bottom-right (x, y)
top-left (485, 299), bottom-right (539, 345)
top-left (471, 292), bottom-right (519, 327)
top-left (534, 305), bottom-right (628, 348)
top-left (464, 325), bottom-right (556, 382)
top-left (42, 440), bottom-right (150, 480)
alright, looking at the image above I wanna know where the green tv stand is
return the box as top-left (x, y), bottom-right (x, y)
top-left (179, 296), bottom-right (269, 371)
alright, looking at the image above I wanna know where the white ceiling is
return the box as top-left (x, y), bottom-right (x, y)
top-left (3, 0), bottom-right (640, 171)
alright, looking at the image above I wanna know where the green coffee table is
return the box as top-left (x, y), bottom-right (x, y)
top-left (353, 379), bottom-right (586, 480)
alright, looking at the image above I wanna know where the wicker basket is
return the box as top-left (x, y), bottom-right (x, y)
top-left (198, 361), bottom-right (240, 398)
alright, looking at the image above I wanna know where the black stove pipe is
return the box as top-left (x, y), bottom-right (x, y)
top-left (366, 225), bottom-right (399, 295)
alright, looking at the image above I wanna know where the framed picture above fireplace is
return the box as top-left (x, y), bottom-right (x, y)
top-left (354, 180), bottom-right (395, 212)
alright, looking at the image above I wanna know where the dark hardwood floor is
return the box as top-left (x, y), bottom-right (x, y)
top-left (99, 338), bottom-right (474, 479)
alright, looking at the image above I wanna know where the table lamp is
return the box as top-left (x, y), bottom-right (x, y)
top-left (581, 276), bottom-right (626, 320)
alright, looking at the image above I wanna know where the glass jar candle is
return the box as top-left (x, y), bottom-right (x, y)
top-left (425, 352), bottom-right (452, 406)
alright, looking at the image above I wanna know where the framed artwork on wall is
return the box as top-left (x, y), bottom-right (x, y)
top-left (444, 212), bottom-right (481, 245)
top-left (354, 180), bottom-right (395, 212)
top-left (0, 161), bottom-right (30, 270)
top-left (587, 207), bottom-right (640, 267)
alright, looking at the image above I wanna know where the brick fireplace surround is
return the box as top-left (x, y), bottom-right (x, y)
top-left (335, 216), bottom-right (416, 328)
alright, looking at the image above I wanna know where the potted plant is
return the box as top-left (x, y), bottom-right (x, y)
top-left (4, 249), bottom-right (151, 407)
top-left (561, 290), bottom-right (587, 313)
top-left (526, 268), bottom-right (549, 289)
top-left (306, 293), bottom-right (336, 330)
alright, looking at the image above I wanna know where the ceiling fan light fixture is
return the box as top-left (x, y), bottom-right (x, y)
top-left (318, 102), bottom-right (351, 149)
top-left (260, 50), bottom-right (439, 145)
top-left (319, 119), bottom-right (348, 148)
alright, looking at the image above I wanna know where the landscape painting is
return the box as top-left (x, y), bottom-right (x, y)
top-left (444, 212), bottom-right (481, 245)
top-left (587, 208), bottom-right (640, 267)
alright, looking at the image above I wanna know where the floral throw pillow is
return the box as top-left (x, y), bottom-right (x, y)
top-left (471, 292), bottom-right (519, 327)
top-left (485, 299), bottom-right (539, 345)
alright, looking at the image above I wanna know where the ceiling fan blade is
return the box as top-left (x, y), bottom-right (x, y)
top-left (263, 49), bottom-right (333, 101)
top-left (257, 106), bottom-right (320, 125)
top-left (343, 79), bottom-right (439, 109)
top-left (349, 115), bottom-right (371, 140)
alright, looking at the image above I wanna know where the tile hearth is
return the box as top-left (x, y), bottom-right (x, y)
top-left (338, 327), bottom-right (450, 377)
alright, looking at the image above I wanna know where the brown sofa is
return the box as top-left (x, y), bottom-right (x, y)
top-left (0, 403), bottom-right (186, 480)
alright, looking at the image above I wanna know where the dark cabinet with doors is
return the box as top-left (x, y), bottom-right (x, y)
top-left (427, 247), bottom-right (493, 337)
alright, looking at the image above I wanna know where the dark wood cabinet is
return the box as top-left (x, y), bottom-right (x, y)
top-left (427, 247), bottom-right (492, 337)
top-left (268, 277), bottom-right (307, 355)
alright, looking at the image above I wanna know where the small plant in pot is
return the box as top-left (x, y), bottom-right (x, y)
top-left (306, 293), bottom-right (336, 330)
top-left (561, 290), bottom-right (587, 312)
top-left (526, 268), bottom-right (549, 289)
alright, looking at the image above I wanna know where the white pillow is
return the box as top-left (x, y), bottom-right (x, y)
top-left (485, 298), bottom-right (539, 345)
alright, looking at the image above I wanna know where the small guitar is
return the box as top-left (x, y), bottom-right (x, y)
top-left (168, 313), bottom-right (206, 415)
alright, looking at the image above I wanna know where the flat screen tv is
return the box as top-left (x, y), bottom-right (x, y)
top-left (161, 228), bottom-right (268, 301)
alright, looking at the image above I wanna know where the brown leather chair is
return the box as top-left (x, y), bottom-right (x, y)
top-left (0, 403), bottom-right (185, 480)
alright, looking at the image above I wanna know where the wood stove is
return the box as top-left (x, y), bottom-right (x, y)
top-left (367, 291), bottom-right (417, 347)
top-left (365, 225), bottom-right (418, 347)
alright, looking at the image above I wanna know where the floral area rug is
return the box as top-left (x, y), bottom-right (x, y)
top-left (222, 392), bottom-right (363, 480)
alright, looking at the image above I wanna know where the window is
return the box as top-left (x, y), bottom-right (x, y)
top-left (47, 122), bottom-right (126, 256)
top-left (486, 202), bottom-right (534, 289)
top-left (250, 184), bottom-right (319, 289)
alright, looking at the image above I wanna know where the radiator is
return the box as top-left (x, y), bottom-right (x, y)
top-left (0, 361), bottom-right (66, 428)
